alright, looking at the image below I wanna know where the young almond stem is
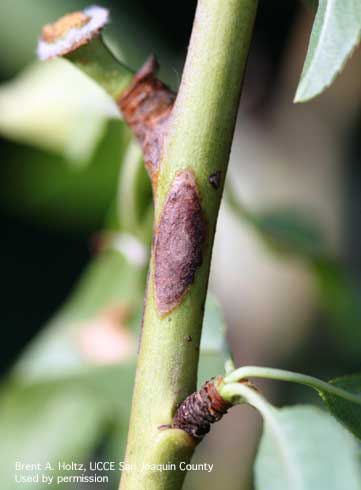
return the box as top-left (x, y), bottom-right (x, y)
top-left (121, 1), bottom-right (258, 489)
top-left (37, 2), bottom-right (258, 489)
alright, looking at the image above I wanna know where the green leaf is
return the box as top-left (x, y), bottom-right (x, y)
top-left (321, 374), bottom-right (361, 441)
top-left (256, 405), bottom-right (361, 490)
top-left (0, 60), bottom-right (120, 162)
top-left (295, 0), bottom-right (361, 102)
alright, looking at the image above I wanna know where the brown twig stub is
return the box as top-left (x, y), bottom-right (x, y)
top-left (118, 56), bottom-right (176, 189)
top-left (154, 170), bottom-right (206, 316)
top-left (171, 377), bottom-right (231, 441)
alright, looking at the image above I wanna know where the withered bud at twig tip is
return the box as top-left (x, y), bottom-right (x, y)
top-left (37, 5), bottom-right (109, 60)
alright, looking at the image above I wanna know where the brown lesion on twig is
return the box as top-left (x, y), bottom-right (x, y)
top-left (154, 170), bottom-right (206, 316)
top-left (118, 56), bottom-right (176, 190)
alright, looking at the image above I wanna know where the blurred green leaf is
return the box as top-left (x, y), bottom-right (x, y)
top-left (312, 258), bottom-right (361, 357)
top-left (0, 248), bottom-right (143, 489)
top-left (0, 120), bottom-right (129, 232)
top-left (252, 209), bottom-right (325, 258)
top-left (0, 60), bottom-right (120, 162)
top-left (226, 186), bottom-right (325, 258)
top-left (295, 0), bottom-right (361, 102)
top-left (255, 405), bottom-right (361, 490)
top-left (15, 249), bottom-right (146, 382)
top-left (0, 363), bottom-right (135, 490)
top-left (321, 374), bottom-right (361, 441)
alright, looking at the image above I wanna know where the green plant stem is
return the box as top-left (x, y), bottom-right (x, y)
top-left (120, 1), bottom-right (258, 489)
top-left (66, 37), bottom-right (133, 99)
top-left (224, 366), bottom-right (361, 406)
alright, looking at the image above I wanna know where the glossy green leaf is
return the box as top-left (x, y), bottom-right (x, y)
top-left (321, 374), bottom-right (361, 441)
top-left (256, 405), bottom-right (361, 490)
top-left (295, 0), bottom-right (361, 102)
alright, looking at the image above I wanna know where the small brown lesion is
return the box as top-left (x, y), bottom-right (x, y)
top-left (42, 11), bottom-right (91, 43)
top-left (118, 56), bottom-right (176, 190)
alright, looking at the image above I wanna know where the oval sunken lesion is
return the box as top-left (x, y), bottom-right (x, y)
top-left (154, 170), bottom-right (206, 317)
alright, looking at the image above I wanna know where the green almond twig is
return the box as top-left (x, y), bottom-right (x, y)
top-left (37, 3), bottom-right (259, 489)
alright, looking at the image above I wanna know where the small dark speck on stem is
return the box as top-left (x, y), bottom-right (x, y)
top-left (185, 335), bottom-right (192, 342)
top-left (208, 171), bottom-right (221, 190)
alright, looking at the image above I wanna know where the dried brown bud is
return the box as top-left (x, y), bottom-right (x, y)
top-left (171, 377), bottom-right (231, 441)
top-left (171, 377), bottom-right (231, 440)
